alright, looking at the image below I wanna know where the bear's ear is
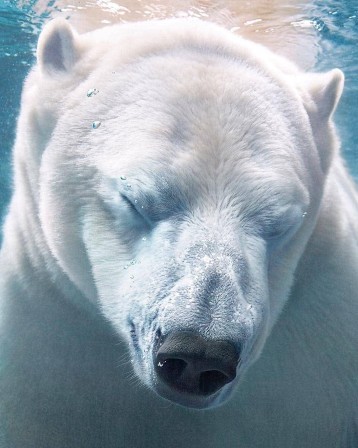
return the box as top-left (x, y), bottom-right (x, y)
top-left (301, 69), bottom-right (344, 120)
top-left (37, 19), bottom-right (79, 75)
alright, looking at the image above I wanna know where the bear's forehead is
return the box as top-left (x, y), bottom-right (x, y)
top-left (81, 52), bottom-right (305, 174)
top-left (87, 104), bottom-right (303, 205)
top-left (90, 49), bottom-right (295, 126)
top-left (52, 45), bottom-right (310, 209)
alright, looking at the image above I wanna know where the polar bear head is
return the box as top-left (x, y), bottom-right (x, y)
top-left (21, 18), bottom-right (343, 408)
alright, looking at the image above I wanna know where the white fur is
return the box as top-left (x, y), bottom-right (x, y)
top-left (0, 18), bottom-right (357, 447)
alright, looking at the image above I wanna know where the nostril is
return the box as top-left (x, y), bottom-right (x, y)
top-left (157, 358), bottom-right (187, 382)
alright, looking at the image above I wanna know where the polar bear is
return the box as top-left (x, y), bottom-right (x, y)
top-left (0, 17), bottom-right (357, 448)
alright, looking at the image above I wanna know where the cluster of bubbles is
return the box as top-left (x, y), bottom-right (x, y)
top-left (87, 88), bottom-right (99, 97)
top-left (86, 87), bottom-right (102, 129)
top-left (86, 85), bottom-right (150, 285)
top-left (123, 259), bottom-right (139, 289)
top-left (119, 172), bottom-right (150, 279)
top-left (119, 175), bottom-right (146, 212)
top-left (123, 259), bottom-right (138, 270)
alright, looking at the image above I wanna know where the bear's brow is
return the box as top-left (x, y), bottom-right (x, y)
top-left (118, 176), bottom-right (190, 222)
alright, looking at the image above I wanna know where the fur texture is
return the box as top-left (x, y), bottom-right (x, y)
top-left (0, 18), bottom-right (357, 447)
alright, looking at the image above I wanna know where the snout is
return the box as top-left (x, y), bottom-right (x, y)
top-left (153, 331), bottom-right (240, 407)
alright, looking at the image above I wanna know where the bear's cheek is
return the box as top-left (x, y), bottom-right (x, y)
top-left (81, 213), bottom-right (179, 323)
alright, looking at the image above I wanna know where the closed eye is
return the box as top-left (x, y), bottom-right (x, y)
top-left (120, 193), bottom-right (153, 227)
top-left (264, 220), bottom-right (298, 240)
top-left (121, 193), bottom-right (139, 214)
top-left (258, 205), bottom-right (307, 243)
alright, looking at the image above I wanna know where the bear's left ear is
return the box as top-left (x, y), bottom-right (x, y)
top-left (37, 19), bottom-right (80, 75)
top-left (301, 69), bottom-right (344, 120)
top-left (297, 69), bottom-right (344, 174)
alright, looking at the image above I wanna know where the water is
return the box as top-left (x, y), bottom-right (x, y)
top-left (0, 0), bottom-right (357, 235)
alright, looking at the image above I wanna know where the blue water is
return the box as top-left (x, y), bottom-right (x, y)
top-left (0, 0), bottom-right (357, 238)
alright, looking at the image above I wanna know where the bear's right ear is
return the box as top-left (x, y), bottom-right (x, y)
top-left (37, 19), bottom-right (79, 75)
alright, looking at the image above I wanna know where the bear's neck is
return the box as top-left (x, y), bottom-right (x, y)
top-left (1, 183), bottom-right (93, 308)
top-left (0, 192), bottom-right (125, 407)
top-left (282, 156), bottom-right (358, 374)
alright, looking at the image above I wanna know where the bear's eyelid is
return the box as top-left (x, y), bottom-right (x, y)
top-left (120, 193), bottom-right (154, 226)
top-left (263, 205), bottom-right (306, 240)
top-left (120, 193), bottom-right (142, 215)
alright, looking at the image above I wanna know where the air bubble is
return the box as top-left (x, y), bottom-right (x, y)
top-left (130, 275), bottom-right (134, 279)
top-left (142, 237), bottom-right (147, 241)
top-left (126, 183), bottom-right (132, 188)
top-left (120, 175), bottom-right (127, 180)
top-left (134, 199), bottom-right (138, 204)
top-left (92, 121), bottom-right (101, 129)
top-left (87, 88), bottom-right (99, 97)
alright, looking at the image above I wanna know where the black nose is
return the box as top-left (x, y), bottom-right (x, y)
top-left (154, 331), bottom-right (239, 396)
